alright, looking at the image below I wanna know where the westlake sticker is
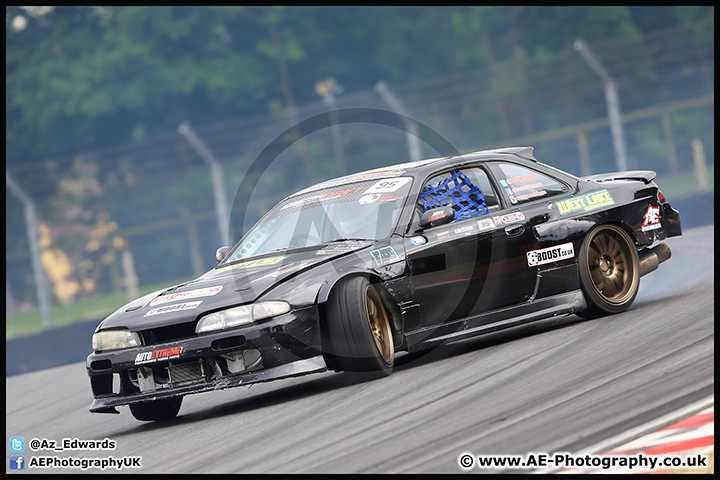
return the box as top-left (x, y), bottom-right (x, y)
top-left (527, 242), bottom-right (575, 267)
top-left (493, 212), bottom-right (526, 226)
top-left (220, 256), bottom-right (286, 272)
top-left (556, 190), bottom-right (615, 216)
top-left (135, 346), bottom-right (183, 365)
top-left (476, 218), bottom-right (495, 233)
top-left (364, 177), bottom-right (412, 194)
top-left (641, 204), bottom-right (662, 232)
top-left (144, 301), bottom-right (203, 317)
top-left (370, 246), bottom-right (399, 265)
top-left (149, 286), bottom-right (223, 307)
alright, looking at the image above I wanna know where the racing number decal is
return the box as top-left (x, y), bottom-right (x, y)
top-left (364, 177), bottom-right (412, 194)
top-left (526, 242), bottom-right (575, 267)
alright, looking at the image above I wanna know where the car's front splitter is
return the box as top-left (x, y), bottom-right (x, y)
top-left (89, 356), bottom-right (328, 413)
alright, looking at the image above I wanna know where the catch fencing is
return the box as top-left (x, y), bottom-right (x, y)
top-left (6, 24), bottom-right (714, 332)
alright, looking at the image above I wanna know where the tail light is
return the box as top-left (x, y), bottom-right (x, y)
top-left (658, 190), bottom-right (665, 202)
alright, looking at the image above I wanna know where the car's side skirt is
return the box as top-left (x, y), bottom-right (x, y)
top-left (405, 290), bottom-right (587, 352)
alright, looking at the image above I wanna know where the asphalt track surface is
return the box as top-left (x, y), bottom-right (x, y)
top-left (6, 225), bottom-right (714, 474)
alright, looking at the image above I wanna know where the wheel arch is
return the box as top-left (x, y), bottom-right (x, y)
top-left (317, 269), bottom-right (404, 352)
top-left (591, 218), bottom-right (641, 251)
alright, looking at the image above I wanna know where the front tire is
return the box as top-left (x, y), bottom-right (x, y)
top-left (324, 276), bottom-right (394, 377)
top-left (578, 224), bottom-right (640, 319)
top-left (129, 396), bottom-right (182, 422)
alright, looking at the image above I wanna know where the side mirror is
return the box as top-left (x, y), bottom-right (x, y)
top-left (215, 246), bottom-right (230, 264)
top-left (418, 207), bottom-right (455, 230)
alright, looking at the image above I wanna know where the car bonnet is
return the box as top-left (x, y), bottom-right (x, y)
top-left (97, 241), bottom-right (375, 331)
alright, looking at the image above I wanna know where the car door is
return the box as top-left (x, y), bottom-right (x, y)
top-left (404, 165), bottom-right (535, 329)
top-left (485, 160), bottom-right (576, 301)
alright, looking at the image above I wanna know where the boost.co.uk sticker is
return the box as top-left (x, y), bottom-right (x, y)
top-left (527, 242), bottom-right (575, 267)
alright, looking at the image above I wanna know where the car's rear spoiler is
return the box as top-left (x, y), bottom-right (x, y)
top-left (581, 170), bottom-right (657, 184)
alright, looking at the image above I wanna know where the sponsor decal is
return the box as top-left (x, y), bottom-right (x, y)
top-left (320, 186), bottom-right (365, 200)
top-left (359, 193), bottom-right (400, 204)
top-left (641, 204), bottom-right (662, 232)
top-left (150, 286), bottom-right (223, 307)
top-left (410, 236), bottom-right (427, 245)
top-left (555, 189), bottom-right (615, 216)
top-left (268, 263), bottom-right (300, 276)
top-left (220, 256), bottom-right (286, 272)
top-left (317, 170), bottom-right (404, 189)
top-left (505, 187), bottom-right (514, 196)
top-left (500, 179), bottom-right (509, 187)
top-left (476, 218), bottom-right (495, 233)
top-left (515, 190), bottom-right (548, 201)
top-left (281, 194), bottom-right (323, 210)
top-left (453, 224), bottom-right (475, 235)
top-left (507, 173), bottom-right (538, 185)
top-left (377, 193), bottom-right (400, 202)
top-left (511, 182), bottom-right (543, 193)
top-left (437, 231), bottom-right (450, 239)
top-left (428, 210), bottom-right (448, 222)
top-left (492, 212), bottom-right (526, 226)
top-left (527, 242), bottom-right (575, 267)
top-left (509, 195), bottom-right (518, 204)
top-left (135, 346), bottom-right (183, 365)
top-left (370, 246), bottom-right (399, 265)
top-left (364, 177), bottom-right (412, 194)
top-left (144, 301), bottom-right (203, 317)
top-left (316, 241), bottom-right (371, 255)
top-left (359, 193), bottom-right (383, 205)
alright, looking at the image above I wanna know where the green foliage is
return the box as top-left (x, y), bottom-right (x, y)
top-left (6, 6), bottom-right (711, 165)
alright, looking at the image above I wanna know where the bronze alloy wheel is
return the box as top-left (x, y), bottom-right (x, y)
top-left (365, 286), bottom-right (394, 365)
top-left (324, 276), bottom-right (394, 376)
top-left (585, 226), bottom-right (638, 305)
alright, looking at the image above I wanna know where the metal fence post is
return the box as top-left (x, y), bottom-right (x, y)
top-left (691, 138), bottom-right (710, 192)
top-left (178, 122), bottom-right (232, 246)
top-left (6, 169), bottom-right (53, 329)
top-left (574, 39), bottom-right (630, 172)
top-left (121, 250), bottom-right (139, 302)
top-left (375, 81), bottom-right (422, 163)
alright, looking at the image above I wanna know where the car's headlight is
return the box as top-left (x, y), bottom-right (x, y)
top-left (196, 301), bottom-right (291, 334)
top-left (92, 329), bottom-right (141, 352)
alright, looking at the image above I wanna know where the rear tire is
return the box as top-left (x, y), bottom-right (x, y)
top-left (578, 224), bottom-right (639, 319)
top-left (324, 277), bottom-right (394, 377)
top-left (129, 396), bottom-right (182, 422)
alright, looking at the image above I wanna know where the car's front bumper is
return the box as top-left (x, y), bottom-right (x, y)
top-left (86, 306), bottom-right (327, 413)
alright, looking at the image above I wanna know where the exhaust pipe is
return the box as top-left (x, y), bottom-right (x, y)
top-left (638, 243), bottom-right (672, 277)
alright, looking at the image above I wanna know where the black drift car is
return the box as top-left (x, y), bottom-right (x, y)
top-left (87, 146), bottom-right (681, 421)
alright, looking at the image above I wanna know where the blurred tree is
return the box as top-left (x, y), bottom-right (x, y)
top-left (6, 6), bottom-right (709, 168)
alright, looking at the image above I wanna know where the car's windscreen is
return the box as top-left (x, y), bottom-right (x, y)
top-left (227, 177), bottom-right (413, 261)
